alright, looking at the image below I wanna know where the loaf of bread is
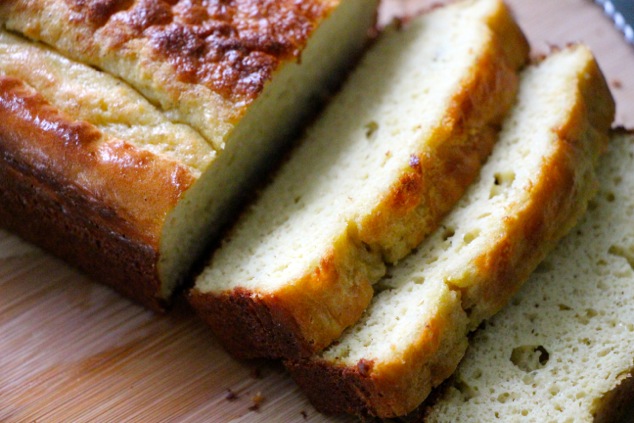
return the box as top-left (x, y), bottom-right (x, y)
top-left (0, 0), bottom-right (378, 310)
top-left (424, 130), bottom-right (633, 423)
top-left (287, 44), bottom-right (615, 418)
top-left (189, 0), bottom-right (529, 360)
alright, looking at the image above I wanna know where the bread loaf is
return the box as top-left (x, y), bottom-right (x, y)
top-left (190, 0), bottom-right (529, 360)
top-left (0, 0), bottom-right (378, 310)
top-left (287, 44), bottom-right (615, 418)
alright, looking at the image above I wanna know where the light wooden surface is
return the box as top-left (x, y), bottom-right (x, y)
top-left (1, 1), bottom-right (633, 422)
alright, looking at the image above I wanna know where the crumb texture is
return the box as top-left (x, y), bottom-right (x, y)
top-left (289, 44), bottom-right (614, 418)
top-left (425, 133), bottom-right (634, 422)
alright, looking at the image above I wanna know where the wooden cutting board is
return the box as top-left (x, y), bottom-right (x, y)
top-left (2, 1), bottom-right (633, 421)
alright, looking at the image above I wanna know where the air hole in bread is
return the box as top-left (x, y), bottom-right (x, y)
top-left (587, 198), bottom-right (599, 211)
top-left (608, 244), bottom-right (634, 271)
top-left (441, 226), bottom-right (456, 242)
top-left (463, 229), bottom-right (480, 245)
top-left (548, 385), bottom-right (560, 396)
top-left (364, 121), bottom-right (379, 140)
top-left (510, 345), bottom-right (550, 372)
top-left (521, 373), bottom-right (535, 386)
top-left (496, 392), bottom-right (517, 404)
top-left (489, 171), bottom-right (516, 198)
top-left (453, 378), bottom-right (477, 401)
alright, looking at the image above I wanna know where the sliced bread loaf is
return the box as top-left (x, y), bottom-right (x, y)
top-left (190, 0), bottom-right (529, 359)
top-left (423, 129), bottom-right (634, 423)
top-left (0, 0), bottom-right (377, 309)
top-left (286, 45), bottom-right (615, 418)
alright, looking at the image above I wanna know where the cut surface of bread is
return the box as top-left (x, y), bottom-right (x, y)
top-left (424, 130), bottom-right (634, 423)
top-left (286, 45), bottom-right (615, 418)
top-left (0, 0), bottom-right (378, 309)
top-left (190, 0), bottom-right (529, 359)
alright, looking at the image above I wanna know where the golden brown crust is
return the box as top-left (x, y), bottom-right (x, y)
top-left (461, 49), bottom-right (615, 326)
top-left (286, 298), bottom-right (469, 417)
top-left (188, 288), bottom-right (312, 359)
top-left (1, 0), bottom-right (338, 104)
top-left (358, 0), bottom-right (530, 263)
top-left (1, 0), bottom-right (348, 152)
top-left (0, 76), bottom-right (195, 310)
top-left (0, 161), bottom-right (165, 309)
top-left (190, 238), bottom-right (381, 359)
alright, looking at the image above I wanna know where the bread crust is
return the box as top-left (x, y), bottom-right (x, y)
top-left (359, 0), bottom-right (530, 262)
top-left (460, 47), bottom-right (615, 326)
top-left (593, 366), bottom-right (634, 422)
top-left (286, 291), bottom-right (470, 417)
top-left (0, 76), bottom-right (194, 310)
top-left (0, 0), bottom-right (341, 147)
top-left (190, 237), bottom-right (382, 359)
top-left (64, 0), bottom-right (334, 102)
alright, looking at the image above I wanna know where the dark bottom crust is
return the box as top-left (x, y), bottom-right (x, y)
top-left (594, 370), bottom-right (634, 423)
top-left (285, 359), bottom-right (376, 418)
top-left (188, 288), bottom-right (313, 360)
top-left (0, 155), bottom-right (165, 312)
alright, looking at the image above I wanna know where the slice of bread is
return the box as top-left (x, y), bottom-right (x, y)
top-left (286, 45), bottom-right (615, 418)
top-left (423, 130), bottom-right (634, 423)
top-left (190, 0), bottom-right (529, 360)
top-left (0, 0), bottom-right (378, 309)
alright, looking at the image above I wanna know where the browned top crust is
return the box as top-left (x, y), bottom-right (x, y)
top-left (0, 76), bottom-right (195, 247)
top-left (0, 0), bottom-right (342, 148)
top-left (40, 0), bottom-right (335, 103)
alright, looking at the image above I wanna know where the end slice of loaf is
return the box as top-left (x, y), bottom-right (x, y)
top-left (0, 30), bottom-right (212, 305)
top-left (424, 130), bottom-right (634, 423)
top-left (286, 45), bottom-right (615, 418)
top-left (0, 0), bottom-right (378, 309)
top-left (190, 0), bottom-right (529, 359)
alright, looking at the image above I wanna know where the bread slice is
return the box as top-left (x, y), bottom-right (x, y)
top-left (286, 45), bottom-right (615, 418)
top-left (424, 130), bottom-right (634, 423)
top-left (190, 0), bottom-right (529, 360)
top-left (0, 0), bottom-right (378, 310)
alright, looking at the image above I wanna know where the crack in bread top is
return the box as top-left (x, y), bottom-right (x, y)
top-left (66, 0), bottom-right (334, 102)
top-left (0, 75), bottom-right (196, 245)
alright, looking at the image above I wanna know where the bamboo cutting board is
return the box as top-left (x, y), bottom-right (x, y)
top-left (2, 1), bottom-right (634, 422)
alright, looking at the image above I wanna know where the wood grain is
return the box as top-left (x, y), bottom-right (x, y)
top-left (1, 1), bottom-right (633, 421)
